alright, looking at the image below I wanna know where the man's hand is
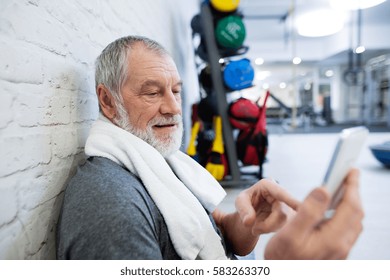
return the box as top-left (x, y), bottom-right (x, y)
top-left (264, 169), bottom-right (364, 259)
top-left (213, 179), bottom-right (299, 256)
top-left (235, 179), bottom-right (300, 235)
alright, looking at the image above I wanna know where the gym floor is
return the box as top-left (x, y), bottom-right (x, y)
top-left (218, 125), bottom-right (390, 260)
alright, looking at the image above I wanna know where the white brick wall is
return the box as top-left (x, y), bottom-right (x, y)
top-left (0, 0), bottom-right (200, 259)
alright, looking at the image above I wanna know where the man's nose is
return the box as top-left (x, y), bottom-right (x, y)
top-left (160, 91), bottom-right (182, 115)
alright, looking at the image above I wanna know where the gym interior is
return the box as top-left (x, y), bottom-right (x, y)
top-left (0, 0), bottom-right (389, 260)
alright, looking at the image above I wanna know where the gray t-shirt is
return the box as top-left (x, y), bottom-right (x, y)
top-left (56, 157), bottom-right (231, 259)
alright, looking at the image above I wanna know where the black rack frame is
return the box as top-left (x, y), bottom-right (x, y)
top-left (199, 3), bottom-right (258, 187)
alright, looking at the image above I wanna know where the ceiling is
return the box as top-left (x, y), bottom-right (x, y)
top-left (237, 0), bottom-right (390, 87)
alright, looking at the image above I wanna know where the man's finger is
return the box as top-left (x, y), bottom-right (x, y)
top-left (283, 187), bottom-right (330, 238)
top-left (235, 190), bottom-right (257, 226)
top-left (260, 179), bottom-right (300, 210)
top-left (235, 179), bottom-right (299, 226)
top-left (332, 169), bottom-right (362, 222)
top-left (252, 202), bottom-right (285, 234)
top-left (327, 169), bottom-right (364, 247)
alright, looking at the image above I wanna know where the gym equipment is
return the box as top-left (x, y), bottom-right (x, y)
top-left (205, 116), bottom-right (228, 181)
top-left (228, 97), bottom-right (259, 130)
top-left (191, 6), bottom-right (247, 60)
top-left (210, 0), bottom-right (240, 13)
top-left (196, 41), bottom-right (249, 61)
top-left (236, 91), bottom-right (270, 179)
top-left (223, 58), bottom-right (254, 90)
top-left (187, 121), bottom-right (201, 161)
top-left (199, 65), bottom-right (213, 94)
top-left (198, 94), bottom-right (218, 123)
top-left (187, 103), bottom-right (201, 161)
top-left (187, 103), bottom-right (215, 166)
top-left (364, 54), bottom-right (390, 126)
top-left (215, 15), bottom-right (246, 49)
top-left (191, 14), bottom-right (203, 34)
top-left (192, 2), bottom-right (259, 187)
top-left (196, 123), bottom-right (215, 167)
top-left (370, 141), bottom-right (390, 168)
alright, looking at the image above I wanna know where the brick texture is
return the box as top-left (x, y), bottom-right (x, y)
top-left (0, 0), bottom-right (199, 259)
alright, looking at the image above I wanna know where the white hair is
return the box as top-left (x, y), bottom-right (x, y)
top-left (95, 35), bottom-right (169, 113)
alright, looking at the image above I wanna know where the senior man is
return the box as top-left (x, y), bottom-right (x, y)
top-left (56, 35), bottom-right (363, 260)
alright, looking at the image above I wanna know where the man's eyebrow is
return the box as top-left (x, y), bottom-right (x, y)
top-left (175, 80), bottom-right (183, 88)
top-left (140, 79), bottom-right (162, 90)
top-left (140, 79), bottom-right (183, 90)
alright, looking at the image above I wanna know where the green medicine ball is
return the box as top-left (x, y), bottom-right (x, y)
top-left (215, 15), bottom-right (246, 49)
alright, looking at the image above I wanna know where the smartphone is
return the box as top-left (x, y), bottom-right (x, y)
top-left (323, 126), bottom-right (369, 210)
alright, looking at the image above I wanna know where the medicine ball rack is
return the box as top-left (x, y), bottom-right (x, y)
top-left (197, 3), bottom-right (258, 187)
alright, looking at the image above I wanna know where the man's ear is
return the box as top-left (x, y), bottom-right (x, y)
top-left (96, 84), bottom-right (117, 121)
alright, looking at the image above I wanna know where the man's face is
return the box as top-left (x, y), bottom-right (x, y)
top-left (117, 44), bottom-right (183, 157)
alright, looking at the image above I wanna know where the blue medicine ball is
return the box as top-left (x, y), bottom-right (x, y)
top-left (223, 58), bottom-right (254, 91)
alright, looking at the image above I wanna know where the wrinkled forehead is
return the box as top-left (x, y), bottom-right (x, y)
top-left (125, 44), bottom-right (181, 84)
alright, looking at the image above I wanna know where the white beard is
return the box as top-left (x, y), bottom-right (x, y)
top-left (114, 103), bottom-right (183, 158)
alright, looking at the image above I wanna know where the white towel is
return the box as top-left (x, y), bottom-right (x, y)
top-left (84, 115), bottom-right (227, 259)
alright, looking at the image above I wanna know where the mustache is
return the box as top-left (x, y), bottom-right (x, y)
top-left (149, 115), bottom-right (182, 126)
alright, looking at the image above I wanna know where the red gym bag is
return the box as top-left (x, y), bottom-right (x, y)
top-left (236, 91), bottom-right (270, 178)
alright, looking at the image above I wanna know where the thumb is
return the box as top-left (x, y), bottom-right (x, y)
top-left (285, 188), bottom-right (330, 237)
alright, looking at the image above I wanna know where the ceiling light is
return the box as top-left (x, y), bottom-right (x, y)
top-left (325, 69), bottom-right (334, 77)
top-left (304, 83), bottom-right (311, 90)
top-left (292, 57), bottom-right (302, 65)
top-left (296, 9), bottom-right (345, 37)
top-left (355, 45), bottom-right (366, 53)
top-left (330, 0), bottom-right (386, 10)
top-left (255, 57), bottom-right (264, 65)
top-left (279, 82), bottom-right (287, 89)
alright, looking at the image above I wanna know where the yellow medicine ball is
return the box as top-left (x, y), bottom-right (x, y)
top-left (210, 0), bottom-right (240, 12)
